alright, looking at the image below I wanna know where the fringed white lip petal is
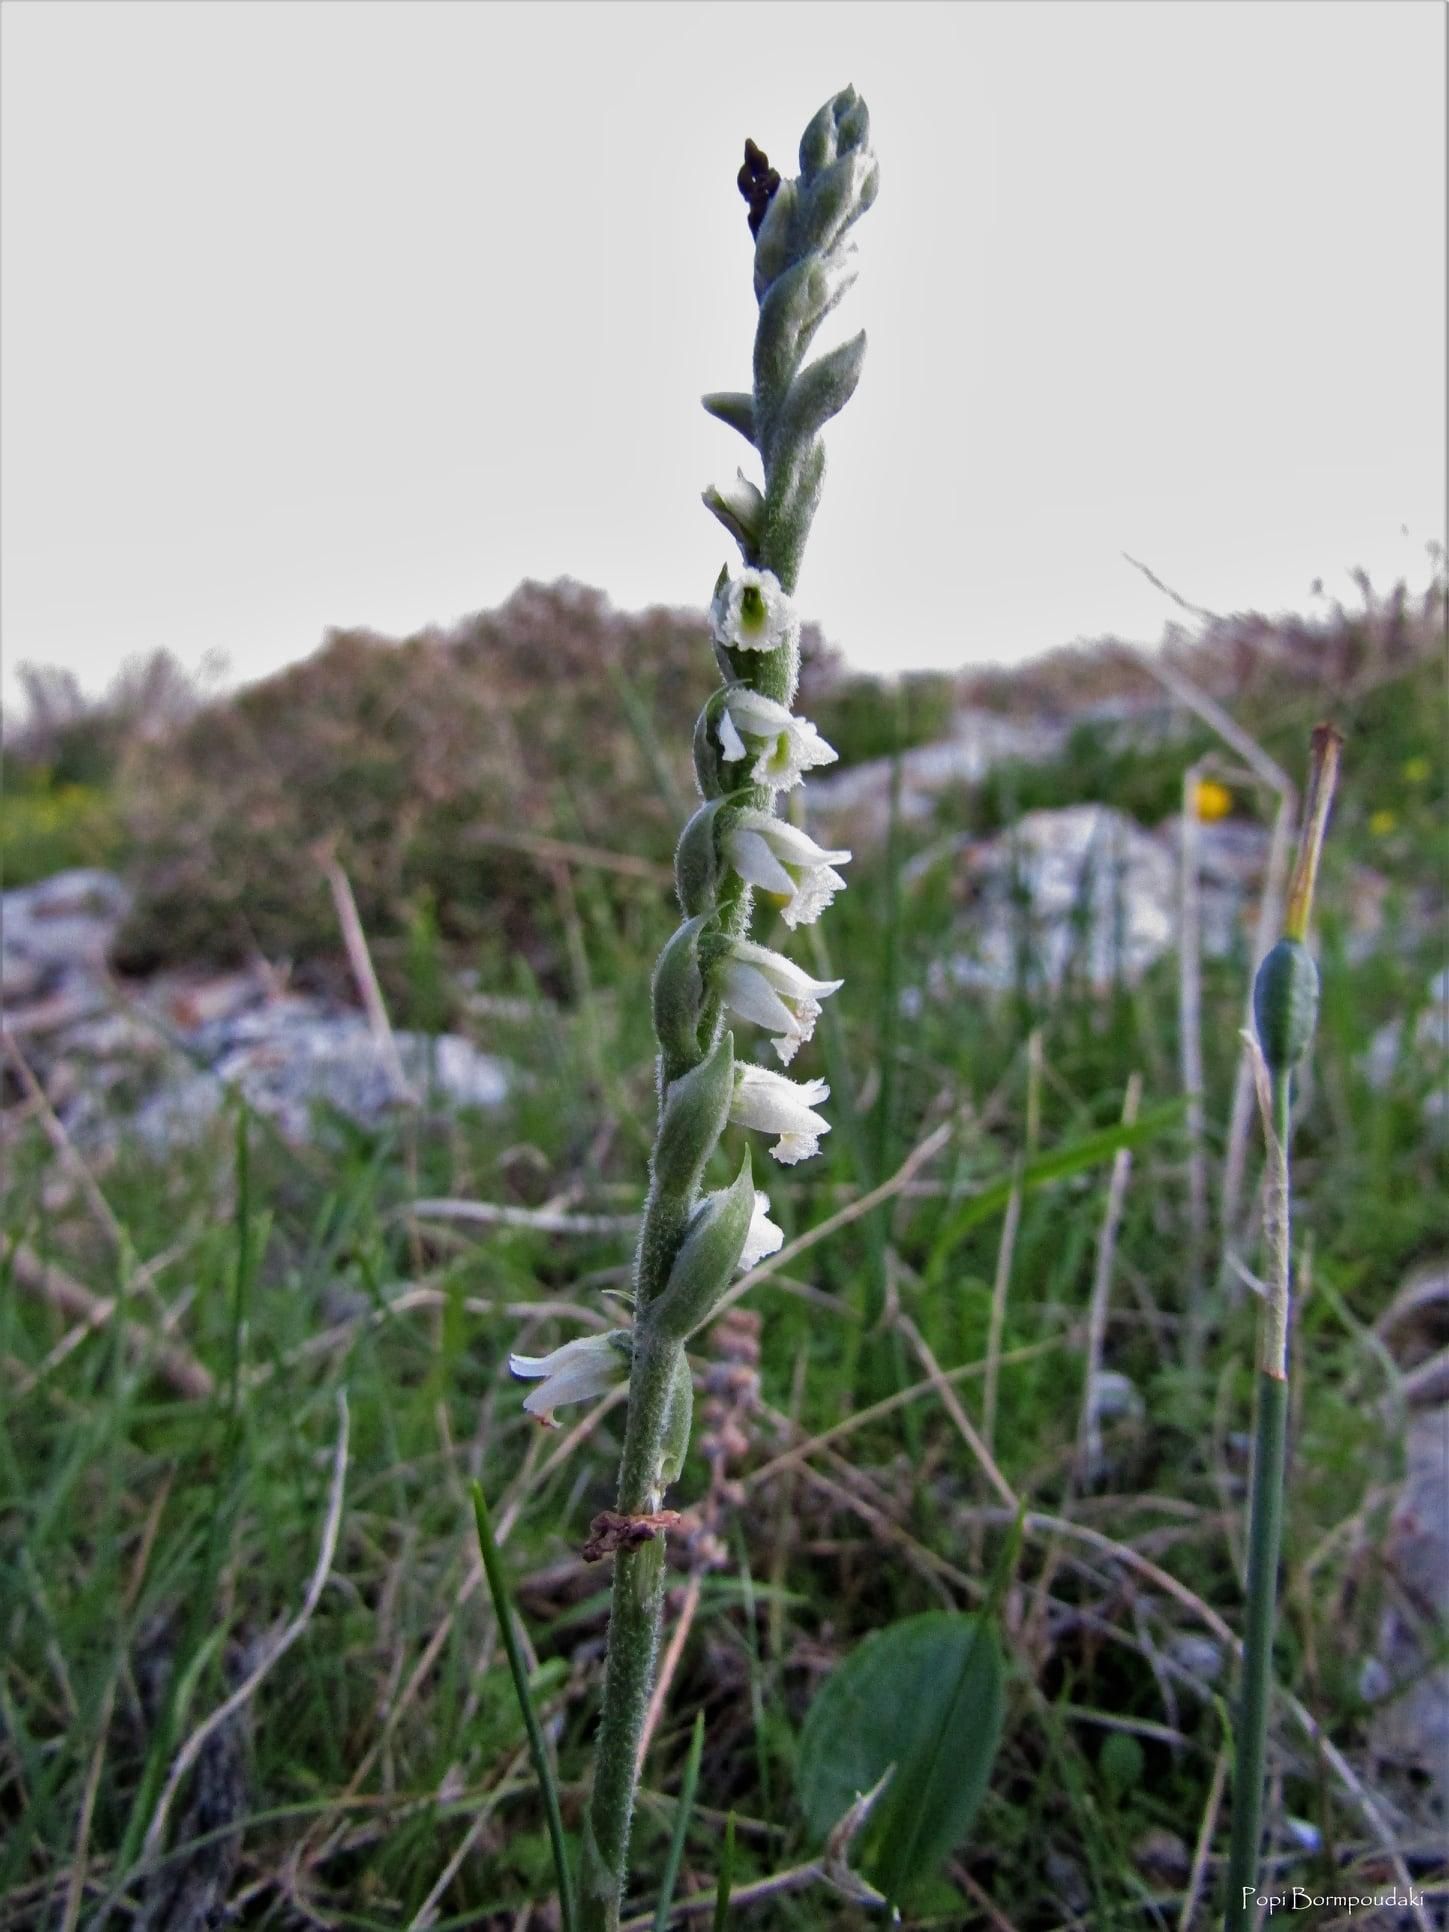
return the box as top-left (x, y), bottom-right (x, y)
top-left (771, 1133), bottom-right (823, 1165)
top-left (781, 864), bottom-right (848, 930)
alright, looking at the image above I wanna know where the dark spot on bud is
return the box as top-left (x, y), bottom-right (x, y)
top-left (738, 137), bottom-right (781, 238)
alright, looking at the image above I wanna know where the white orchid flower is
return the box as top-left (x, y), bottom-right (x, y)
top-left (724, 810), bottom-right (851, 928)
top-left (718, 937), bottom-right (843, 1065)
top-left (740, 1189), bottom-right (786, 1269)
top-left (509, 1330), bottom-right (630, 1428)
top-left (702, 468), bottom-right (766, 550)
top-left (716, 688), bottom-right (839, 793)
top-left (730, 1063), bottom-right (832, 1165)
top-left (709, 565), bottom-right (799, 656)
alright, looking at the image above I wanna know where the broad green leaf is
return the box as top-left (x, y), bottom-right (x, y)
top-left (796, 1611), bottom-right (1004, 1906)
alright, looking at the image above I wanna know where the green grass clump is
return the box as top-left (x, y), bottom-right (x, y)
top-left (0, 772), bottom-right (125, 888)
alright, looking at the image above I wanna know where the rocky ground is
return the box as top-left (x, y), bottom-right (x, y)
top-left (2, 868), bottom-right (511, 1153)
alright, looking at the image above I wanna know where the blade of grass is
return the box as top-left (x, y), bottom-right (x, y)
top-left (711, 1812), bottom-right (735, 1932)
top-left (928, 1102), bottom-right (1183, 1273)
top-left (653, 1711), bottom-right (705, 1932)
top-left (470, 1481), bottom-right (577, 1932)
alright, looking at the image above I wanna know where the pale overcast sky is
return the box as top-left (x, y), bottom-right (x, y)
top-left (2, 0), bottom-right (1444, 709)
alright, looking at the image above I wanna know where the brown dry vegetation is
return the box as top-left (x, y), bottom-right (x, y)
top-left (103, 582), bottom-right (838, 988)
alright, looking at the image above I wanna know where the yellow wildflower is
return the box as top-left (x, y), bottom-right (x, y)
top-left (1368, 808), bottom-right (1397, 837)
top-left (1402, 755), bottom-right (1430, 783)
top-left (1193, 778), bottom-right (1233, 822)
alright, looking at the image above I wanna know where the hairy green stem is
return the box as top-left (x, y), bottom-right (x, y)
top-left (1224, 1069), bottom-right (1292, 1929)
top-left (578, 1186), bottom-right (703, 1927)
top-left (580, 1515), bottom-right (668, 1920)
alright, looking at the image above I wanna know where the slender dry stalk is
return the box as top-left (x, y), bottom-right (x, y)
top-left (1078, 1072), bottom-right (1143, 1481)
top-left (1179, 758), bottom-right (1209, 1307)
top-left (2, 1030), bottom-right (125, 1247)
top-left (318, 847), bottom-right (415, 1103)
top-left (1179, 1749), bottom-right (1230, 1932)
top-left (983, 1027), bottom-right (1039, 1456)
top-left (895, 1310), bottom-right (1018, 1510)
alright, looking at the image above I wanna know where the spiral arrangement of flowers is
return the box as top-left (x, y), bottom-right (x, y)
top-left (505, 87), bottom-right (879, 1929)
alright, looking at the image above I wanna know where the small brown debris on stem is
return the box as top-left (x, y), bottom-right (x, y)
top-left (581, 1509), bottom-right (682, 1564)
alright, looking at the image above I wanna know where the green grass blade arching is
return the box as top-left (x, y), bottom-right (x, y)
top-left (652, 1710), bottom-right (706, 1932)
top-left (471, 1482), bottom-right (577, 1932)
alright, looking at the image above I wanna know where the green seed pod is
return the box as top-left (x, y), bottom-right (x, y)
top-left (651, 1149), bottom-right (755, 1341)
top-left (658, 1349), bottom-right (695, 1488)
top-left (1253, 937), bottom-right (1320, 1074)
top-left (652, 1031), bottom-right (735, 1202)
top-left (652, 915), bottom-right (710, 1080)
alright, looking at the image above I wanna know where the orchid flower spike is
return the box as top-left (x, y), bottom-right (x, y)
top-left (717, 687), bottom-right (839, 793)
top-left (709, 565), bottom-right (799, 656)
top-left (730, 1063), bottom-right (832, 1165)
top-left (508, 1330), bottom-right (631, 1428)
top-left (724, 810), bottom-right (851, 928)
top-left (569, 90), bottom-right (877, 1925)
top-left (718, 937), bottom-right (843, 1065)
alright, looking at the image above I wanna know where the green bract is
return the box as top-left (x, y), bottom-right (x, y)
top-left (651, 914), bottom-right (710, 1082)
top-left (674, 798), bottom-right (727, 919)
top-left (650, 1031), bottom-right (735, 1205)
top-left (651, 1151), bottom-right (757, 1341)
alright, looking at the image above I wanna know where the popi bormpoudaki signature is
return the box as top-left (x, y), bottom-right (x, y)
top-left (1243, 1886), bottom-right (1427, 1917)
